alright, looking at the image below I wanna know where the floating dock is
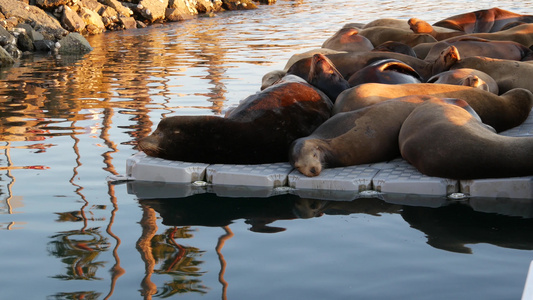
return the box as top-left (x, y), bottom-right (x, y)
top-left (113, 108), bottom-right (533, 206)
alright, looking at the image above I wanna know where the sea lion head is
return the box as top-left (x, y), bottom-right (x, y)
top-left (289, 138), bottom-right (325, 177)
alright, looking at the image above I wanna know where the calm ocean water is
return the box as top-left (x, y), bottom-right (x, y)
top-left (1, 0), bottom-right (533, 299)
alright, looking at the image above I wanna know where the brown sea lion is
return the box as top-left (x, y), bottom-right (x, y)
top-left (426, 68), bottom-right (499, 94)
top-left (408, 18), bottom-right (465, 40)
top-left (322, 27), bottom-right (374, 52)
top-left (138, 75), bottom-right (332, 164)
top-left (362, 18), bottom-right (412, 30)
top-left (347, 58), bottom-right (422, 87)
top-left (451, 56), bottom-right (533, 94)
top-left (289, 95), bottom-right (427, 177)
top-left (423, 37), bottom-right (532, 62)
top-left (306, 53), bottom-right (351, 102)
top-left (399, 97), bottom-right (533, 179)
top-left (283, 48), bottom-right (345, 71)
top-left (433, 7), bottom-right (533, 33)
top-left (286, 45), bottom-right (460, 82)
top-left (333, 83), bottom-right (533, 132)
top-left (371, 41), bottom-right (418, 57)
top-left (359, 26), bottom-right (438, 47)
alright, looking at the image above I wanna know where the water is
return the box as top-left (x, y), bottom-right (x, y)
top-left (1, 0), bottom-right (533, 299)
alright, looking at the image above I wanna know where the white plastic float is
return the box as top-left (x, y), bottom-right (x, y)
top-left (111, 108), bottom-right (533, 202)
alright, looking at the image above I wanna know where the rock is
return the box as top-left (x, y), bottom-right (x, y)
top-left (0, 26), bottom-right (16, 46)
top-left (119, 15), bottom-right (136, 29)
top-left (196, 0), bottom-right (222, 12)
top-left (99, 5), bottom-right (119, 27)
top-left (16, 23), bottom-right (45, 41)
top-left (0, 0), bottom-right (67, 40)
top-left (78, 7), bottom-right (105, 34)
top-left (3, 43), bottom-right (21, 58)
top-left (138, 0), bottom-right (169, 22)
top-left (61, 5), bottom-right (86, 32)
top-left (17, 30), bottom-right (35, 51)
top-left (80, 0), bottom-right (105, 13)
top-left (136, 20), bottom-right (147, 28)
top-left (165, 7), bottom-right (195, 22)
top-left (0, 45), bottom-right (14, 65)
top-left (58, 32), bottom-right (92, 53)
top-left (36, 0), bottom-right (69, 8)
top-left (100, 0), bottom-right (133, 17)
top-left (168, 0), bottom-right (197, 13)
top-left (33, 38), bottom-right (55, 51)
top-left (222, 0), bottom-right (257, 10)
top-left (255, 0), bottom-right (275, 3)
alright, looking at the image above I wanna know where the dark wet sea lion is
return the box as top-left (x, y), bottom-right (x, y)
top-left (333, 83), bottom-right (533, 132)
top-left (371, 41), bottom-right (418, 57)
top-left (426, 68), bottom-right (499, 94)
top-left (433, 7), bottom-right (533, 33)
top-left (399, 97), bottom-right (533, 179)
top-left (286, 45), bottom-right (460, 82)
top-left (138, 75), bottom-right (332, 164)
top-left (289, 95), bottom-right (427, 177)
top-left (321, 27), bottom-right (374, 52)
top-left (306, 53), bottom-right (350, 102)
top-left (347, 58), bottom-right (422, 87)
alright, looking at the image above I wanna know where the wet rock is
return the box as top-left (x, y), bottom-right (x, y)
top-left (0, 26), bottom-right (16, 46)
top-left (100, 0), bottom-right (133, 17)
top-left (16, 30), bottom-right (35, 51)
top-left (0, 45), bottom-right (15, 65)
top-left (78, 7), bottom-right (105, 34)
top-left (0, 0), bottom-right (68, 40)
top-left (61, 5), bottom-right (85, 32)
top-left (4, 43), bottom-right (21, 58)
top-left (222, 0), bottom-right (257, 10)
top-left (33, 38), bottom-right (55, 51)
top-left (138, 0), bottom-right (169, 22)
top-left (255, 0), bottom-right (275, 4)
top-left (17, 23), bottom-right (45, 42)
top-left (58, 32), bottom-right (92, 53)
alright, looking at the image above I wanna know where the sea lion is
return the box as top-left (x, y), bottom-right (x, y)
top-left (359, 26), bottom-right (438, 47)
top-left (347, 58), bottom-right (422, 87)
top-left (289, 95), bottom-right (427, 177)
top-left (306, 53), bottom-right (350, 102)
top-left (321, 27), bottom-right (374, 52)
top-left (286, 45), bottom-right (460, 82)
top-left (408, 18), bottom-right (465, 40)
top-left (283, 48), bottom-right (346, 71)
top-left (426, 68), bottom-right (499, 94)
top-left (433, 7), bottom-right (533, 33)
top-left (423, 37), bottom-right (532, 62)
top-left (451, 56), bottom-right (533, 94)
top-left (399, 97), bottom-right (533, 179)
top-left (362, 18), bottom-right (412, 30)
top-left (371, 41), bottom-right (417, 57)
top-left (333, 83), bottom-right (533, 132)
top-left (138, 75), bottom-right (332, 164)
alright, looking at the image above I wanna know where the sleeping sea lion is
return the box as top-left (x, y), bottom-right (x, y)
top-left (399, 97), bottom-right (533, 179)
top-left (347, 58), bottom-right (422, 87)
top-left (408, 18), bottom-right (465, 40)
top-left (371, 41), bottom-right (418, 57)
top-left (426, 68), bottom-right (499, 94)
top-left (359, 26), bottom-right (437, 47)
top-left (138, 75), bottom-right (332, 164)
top-left (450, 56), bottom-right (533, 94)
top-left (289, 95), bottom-right (427, 177)
top-left (433, 7), bottom-right (533, 33)
top-left (286, 45), bottom-right (460, 82)
top-left (322, 27), bottom-right (374, 52)
top-left (333, 83), bottom-right (533, 132)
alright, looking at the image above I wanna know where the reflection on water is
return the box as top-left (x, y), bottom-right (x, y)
top-left (1, 0), bottom-right (533, 299)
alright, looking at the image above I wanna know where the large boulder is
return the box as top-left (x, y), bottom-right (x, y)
top-left (58, 32), bottom-right (92, 54)
top-left (0, 45), bottom-right (15, 66)
top-left (100, 0), bottom-right (133, 17)
top-left (166, 0), bottom-right (197, 21)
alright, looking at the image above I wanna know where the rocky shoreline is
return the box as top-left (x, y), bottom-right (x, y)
top-left (0, 0), bottom-right (276, 66)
